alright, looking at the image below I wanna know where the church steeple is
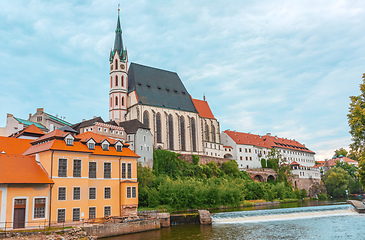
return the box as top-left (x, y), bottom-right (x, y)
top-left (110, 7), bottom-right (126, 62)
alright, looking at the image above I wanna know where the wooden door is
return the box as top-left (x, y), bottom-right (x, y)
top-left (13, 199), bottom-right (26, 229)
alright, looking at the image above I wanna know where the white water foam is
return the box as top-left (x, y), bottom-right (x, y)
top-left (213, 208), bottom-right (357, 224)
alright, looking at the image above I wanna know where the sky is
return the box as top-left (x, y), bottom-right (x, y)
top-left (1, 0), bottom-right (364, 160)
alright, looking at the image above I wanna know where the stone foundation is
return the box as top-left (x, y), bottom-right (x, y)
top-left (121, 204), bottom-right (138, 217)
top-left (179, 154), bottom-right (230, 166)
top-left (291, 176), bottom-right (324, 197)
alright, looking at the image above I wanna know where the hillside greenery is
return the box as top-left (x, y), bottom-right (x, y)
top-left (138, 150), bottom-right (303, 211)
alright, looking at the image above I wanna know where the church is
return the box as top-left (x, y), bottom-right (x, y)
top-left (108, 9), bottom-right (225, 158)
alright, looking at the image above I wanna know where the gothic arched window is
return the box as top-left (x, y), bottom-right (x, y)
top-left (143, 111), bottom-right (149, 128)
top-left (168, 114), bottom-right (174, 150)
top-left (115, 59), bottom-right (118, 70)
top-left (180, 116), bottom-right (186, 151)
top-left (211, 124), bottom-right (216, 143)
top-left (121, 97), bottom-right (124, 106)
top-left (205, 121), bottom-right (209, 142)
top-left (115, 96), bottom-right (118, 106)
top-left (122, 76), bottom-right (124, 87)
top-left (191, 118), bottom-right (196, 152)
top-left (156, 113), bottom-right (162, 143)
top-left (115, 75), bottom-right (118, 86)
top-left (110, 76), bottom-right (112, 88)
top-left (110, 97), bottom-right (112, 107)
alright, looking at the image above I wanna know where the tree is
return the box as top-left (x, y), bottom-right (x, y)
top-left (336, 161), bottom-right (358, 178)
top-left (334, 148), bottom-right (348, 157)
top-left (323, 167), bottom-right (355, 197)
top-left (266, 148), bottom-right (285, 172)
top-left (358, 156), bottom-right (365, 189)
top-left (348, 73), bottom-right (365, 155)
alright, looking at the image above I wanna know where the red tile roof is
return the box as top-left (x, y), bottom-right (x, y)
top-left (0, 154), bottom-right (53, 184)
top-left (223, 130), bottom-right (314, 153)
top-left (0, 137), bottom-right (33, 155)
top-left (290, 161), bottom-right (300, 165)
top-left (192, 98), bottom-right (215, 119)
top-left (326, 157), bottom-right (358, 167)
top-left (12, 124), bottom-right (45, 138)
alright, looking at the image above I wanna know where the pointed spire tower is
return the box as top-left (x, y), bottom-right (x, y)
top-left (109, 5), bottom-right (128, 123)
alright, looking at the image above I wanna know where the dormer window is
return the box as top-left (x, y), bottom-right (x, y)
top-left (66, 138), bottom-right (73, 146)
top-left (88, 142), bottom-right (95, 150)
top-left (116, 145), bottom-right (122, 152)
top-left (102, 143), bottom-right (109, 151)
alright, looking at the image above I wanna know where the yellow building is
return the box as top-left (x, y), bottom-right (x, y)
top-left (23, 130), bottom-right (139, 224)
top-left (0, 154), bottom-right (53, 229)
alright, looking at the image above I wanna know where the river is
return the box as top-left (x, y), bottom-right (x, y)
top-left (106, 200), bottom-right (365, 240)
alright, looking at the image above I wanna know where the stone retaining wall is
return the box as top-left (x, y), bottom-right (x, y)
top-left (179, 154), bottom-right (230, 165)
top-left (84, 219), bottom-right (160, 238)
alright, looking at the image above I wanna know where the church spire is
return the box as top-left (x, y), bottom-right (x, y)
top-left (112, 5), bottom-right (124, 61)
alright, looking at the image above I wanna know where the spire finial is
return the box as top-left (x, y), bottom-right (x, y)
top-left (118, 3), bottom-right (120, 13)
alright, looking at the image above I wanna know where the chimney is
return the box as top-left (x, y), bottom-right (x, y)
top-left (82, 119), bottom-right (86, 122)
top-left (37, 108), bottom-right (44, 113)
top-left (7, 113), bottom-right (13, 118)
top-left (29, 113), bottom-right (32, 119)
top-left (93, 116), bottom-right (97, 119)
top-left (266, 133), bottom-right (271, 136)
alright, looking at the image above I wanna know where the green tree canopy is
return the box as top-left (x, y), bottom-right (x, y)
top-left (323, 167), bottom-right (355, 197)
top-left (334, 148), bottom-right (348, 158)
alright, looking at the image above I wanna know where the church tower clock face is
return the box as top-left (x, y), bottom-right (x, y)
top-left (120, 64), bottom-right (125, 69)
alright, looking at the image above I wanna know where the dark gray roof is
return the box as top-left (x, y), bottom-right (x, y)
top-left (71, 117), bottom-right (104, 133)
top-left (105, 120), bottom-right (118, 126)
top-left (119, 119), bottom-right (149, 134)
top-left (58, 125), bottom-right (78, 134)
top-left (128, 63), bottom-right (198, 113)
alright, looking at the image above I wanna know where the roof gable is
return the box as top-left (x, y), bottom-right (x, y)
top-left (14, 117), bottom-right (47, 131)
top-left (119, 119), bottom-right (149, 134)
top-left (128, 63), bottom-right (198, 113)
top-left (192, 98), bottom-right (215, 119)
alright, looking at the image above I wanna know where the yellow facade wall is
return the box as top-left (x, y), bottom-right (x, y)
top-left (5, 184), bottom-right (50, 229)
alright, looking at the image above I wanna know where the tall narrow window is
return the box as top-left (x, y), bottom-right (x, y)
top-left (115, 75), bottom-right (118, 86)
top-left (89, 162), bottom-right (96, 178)
top-left (110, 76), bottom-right (112, 88)
top-left (104, 162), bottom-right (111, 178)
top-left (110, 97), bottom-right (112, 107)
top-left (190, 118), bottom-right (196, 152)
top-left (211, 124), bottom-right (216, 143)
top-left (104, 206), bottom-right (111, 217)
top-left (104, 187), bottom-right (111, 199)
top-left (115, 96), bottom-right (118, 106)
top-left (121, 97), bottom-right (124, 106)
top-left (205, 122), bottom-right (210, 142)
top-left (121, 76), bottom-right (124, 86)
top-left (143, 111), bottom-right (149, 128)
top-left (168, 114), bottom-right (174, 150)
top-left (122, 163), bottom-right (126, 179)
top-left (115, 59), bottom-right (118, 70)
top-left (156, 113), bottom-right (162, 143)
top-left (73, 208), bottom-right (80, 221)
top-left (73, 187), bottom-right (81, 200)
top-left (180, 116), bottom-right (186, 151)
top-left (89, 207), bottom-right (96, 219)
top-left (89, 187), bottom-right (96, 200)
top-left (127, 163), bottom-right (132, 178)
top-left (57, 209), bottom-right (66, 223)
top-left (58, 159), bottom-right (67, 177)
top-left (58, 187), bottom-right (66, 200)
top-left (73, 159), bottom-right (81, 177)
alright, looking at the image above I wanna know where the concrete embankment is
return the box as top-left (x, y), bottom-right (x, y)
top-left (346, 200), bottom-right (365, 213)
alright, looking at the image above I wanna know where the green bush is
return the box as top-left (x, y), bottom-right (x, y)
top-left (261, 158), bottom-right (267, 168)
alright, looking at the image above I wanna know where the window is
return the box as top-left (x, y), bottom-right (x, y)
top-left (73, 159), bottom-right (81, 177)
top-left (147, 147), bottom-right (150, 151)
top-left (89, 162), bottom-right (96, 178)
top-left (58, 187), bottom-right (66, 201)
top-left (168, 114), bottom-right (174, 150)
top-left (115, 75), bottom-right (118, 86)
top-left (211, 124), bottom-right (216, 143)
top-left (115, 59), bottom-right (118, 70)
top-left (121, 76), bottom-right (124, 87)
top-left (102, 143), bottom-right (109, 151)
top-left (115, 96), bottom-right (118, 106)
top-left (73, 208), bottom-right (80, 221)
top-left (57, 209), bottom-right (66, 223)
top-left (127, 187), bottom-right (137, 198)
top-left (89, 207), bottom-right (96, 219)
top-left (250, 157), bottom-right (252, 161)
top-left (89, 187), bottom-right (96, 200)
top-left (37, 116), bottom-right (42, 122)
top-left (104, 206), bottom-right (111, 217)
top-left (122, 97), bottom-right (124, 106)
top-left (180, 116), bottom-right (186, 151)
top-left (191, 118), bottom-right (196, 152)
top-left (116, 144), bottom-right (122, 152)
top-left (127, 163), bottom-right (132, 178)
top-left (156, 113), bottom-right (162, 143)
top-left (58, 159), bottom-right (67, 177)
top-left (143, 111), bottom-right (149, 128)
top-left (66, 138), bottom-right (73, 146)
top-left (245, 157), bottom-right (248, 160)
top-left (73, 187), bottom-right (80, 200)
top-left (249, 149), bottom-right (251, 153)
top-left (34, 198), bottom-right (46, 219)
top-left (110, 76), bottom-right (112, 88)
top-left (104, 162), bottom-right (111, 178)
top-left (239, 148), bottom-right (242, 152)
top-left (88, 142), bottom-right (95, 150)
top-left (122, 163), bottom-right (126, 179)
top-left (110, 97), bottom-right (112, 107)
top-left (245, 148), bottom-right (247, 153)
top-left (240, 156), bottom-right (242, 160)
top-left (104, 187), bottom-right (111, 199)
top-left (98, 127), bottom-right (102, 132)
top-left (204, 122), bottom-right (209, 142)
top-left (140, 146), bottom-right (143, 151)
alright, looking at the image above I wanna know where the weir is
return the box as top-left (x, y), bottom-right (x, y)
top-left (212, 204), bottom-right (357, 224)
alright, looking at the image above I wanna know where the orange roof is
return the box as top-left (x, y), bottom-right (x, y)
top-left (12, 124), bottom-right (45, 138)
top-left (32, 129), bottom-right (67, 143)
top-left (24, 130), bottom-right (139, 158)
top-left (223, 145), bottom-right (233, 149)
top-left (0, 137), bottom-right (33, 155)
top-left (326, 157), bottom-right (358, 167)
top-left (192, 98), bottom-right (215, 119)
top-left (262, 135), bottom-right (314, 154)
top-left (290, 161), bottom-right (300, 165)
top-left (224, 130), bottom-right (270, 148)
top-left (0, 154), bottom-right (53, 184)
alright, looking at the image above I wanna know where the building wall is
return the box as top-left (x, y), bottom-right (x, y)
top-left (134, 128), bottom-right (153, 168)
top-left (5, 116), bottom-right (24, 137)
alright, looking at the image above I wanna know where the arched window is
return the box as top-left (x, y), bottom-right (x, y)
top-left (180, 116), bottom-right (186, 151)
top-left (143, 111), bottom-right (149, 128)
top-left (121, 97), bottom-right (124, 106)
top-left (191, 118), bottom-right (196, 152)
top-left (121, 76), bottom-right (124, 87)
top-left (168, 114), bottom-right (174, 150)
top-left (115, 96), bottom-right (118, 106)
top-left (115, 59), bottom-right (118, 70)
top-left (205, 121), bottom-right (209, 142)
top-left (156, 113), bottom-right (162, 143)
top-left (115, 75), bottom-right (118, 86)
top-left (211, 124), bottom-right (216, 143)
top-left (110, 76), bottom-right (112, 88)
